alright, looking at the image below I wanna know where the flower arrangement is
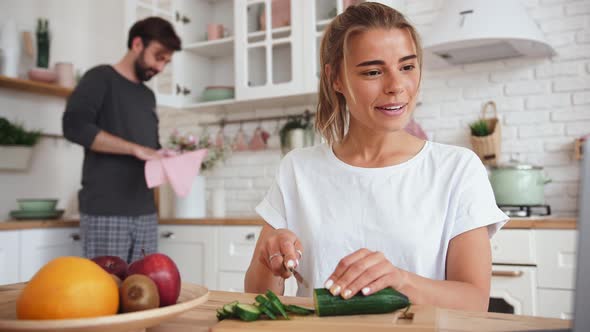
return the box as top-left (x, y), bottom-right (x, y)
top-left (167, 129), bottom-right (230, 172)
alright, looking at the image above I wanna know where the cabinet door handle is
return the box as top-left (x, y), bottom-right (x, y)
top-left (161, 231), bottom-right (175, 239)
top-left (175, 11), bottom-right (190, 24)
top-left (492, 270), bottom-right (523, 277)
top-left (70, 233), bottom-right (81, 241)
top-left (176, 84), bottom-right (191, 96)
top-left (245, 233), bottom-right (255, 241)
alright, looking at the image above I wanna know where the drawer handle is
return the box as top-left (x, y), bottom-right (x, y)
top-left (70, 233), bottom-right (81, 241)
top-left (161, 231), bottom-right (175, 239)
top-left (245, 233), bottom-right (255, 241)
top-left (492, 270), bottom-right (523, 277)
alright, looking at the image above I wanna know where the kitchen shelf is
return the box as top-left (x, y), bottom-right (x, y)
top-left (183, 92), bottom-right (317, 113)
top-left (0, 75), bottom-right (72, 98)
top-left (247, 26), bottom-right (292, 42)
top-left (184, 37), bottom-right (234, 57)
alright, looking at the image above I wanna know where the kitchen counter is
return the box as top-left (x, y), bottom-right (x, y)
top-left (153, 290), bottom-right (570, 332)
top-left (0, 283), bottom-right (571, 331)
top-left (0, 216), bottom-right (576, 230)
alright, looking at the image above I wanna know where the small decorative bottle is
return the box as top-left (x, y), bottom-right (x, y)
top-left (36, 18), bottom-right (50, 68)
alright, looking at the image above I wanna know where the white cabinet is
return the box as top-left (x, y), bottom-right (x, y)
top-left (216, 226), bottom-right (260, 292)
top-left (0, 231), bottom-right (19, 285)
top-left (126, 0), bottom-right (235, 108)
top-left (19, 228), bottom-right (83, 282)
top-left (537, 289), bottom-right (574, 320)
top-left (158, 225), bottom-right (217, 288)
top-left (125, 0), bottom-right (402, 110)
top-left (234, 0), bottom-right (305, 100)
top-left (535, 230), bottom-right (577, 290)
top-left (490, 229), bottom-right (578, 319)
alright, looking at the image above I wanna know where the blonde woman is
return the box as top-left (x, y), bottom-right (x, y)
top-left (245, 2), bottom-right (507, 311)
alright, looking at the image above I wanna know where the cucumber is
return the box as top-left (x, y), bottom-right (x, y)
top-left (313, 287), bottom-right (410, 317)
top-left (256, 303), bottom-right (277, 320)
top-left (285, 304), bottom-right (315, 315)
top-left (265, 290), bottom-right (289, 319)
top-left (216, 308), bottom-right (230, 321)
top-left (255, 295), bottom-right (277, 319)
top-left (223, 301), bottom-right (239, 317)
top-left (235, 303), bottom-right (262, 322)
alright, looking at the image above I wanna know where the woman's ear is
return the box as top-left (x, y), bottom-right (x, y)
top-left (325, 64), bottom-right (343, 93)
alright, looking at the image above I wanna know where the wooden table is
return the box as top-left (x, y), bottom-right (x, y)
top-left (148, 290), bottom-right (571, 332)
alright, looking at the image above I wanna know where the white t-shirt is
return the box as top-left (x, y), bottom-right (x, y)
top-left (255, 141), bottom-right (508, 297)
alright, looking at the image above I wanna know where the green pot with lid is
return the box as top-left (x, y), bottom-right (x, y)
top-left (489, 162), bottom-right (552, 206)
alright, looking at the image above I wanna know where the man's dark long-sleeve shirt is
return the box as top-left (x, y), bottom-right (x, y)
top-left (63, 65), bottom-right (160, 216)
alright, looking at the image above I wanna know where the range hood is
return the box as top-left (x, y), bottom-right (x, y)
top-left (422, 0), bottom-right (556, 68)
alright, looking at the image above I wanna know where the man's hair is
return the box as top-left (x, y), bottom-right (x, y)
top-left (127, 17), bottom-right (182, 51)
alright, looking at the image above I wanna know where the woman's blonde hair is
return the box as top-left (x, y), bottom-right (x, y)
top-left (316, 2), bottom-right (423, 145)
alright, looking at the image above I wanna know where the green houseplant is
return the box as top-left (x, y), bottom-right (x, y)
top-left (0, 117), bottom-right (41, 171)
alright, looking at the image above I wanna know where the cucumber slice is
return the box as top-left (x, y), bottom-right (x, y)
top-left (256, 302), bottom-right (277, 320)
top-left (285, 304), bottom-right (315, 315)
top-left (235, 303), bottom-right (262, 322)
top-left (313, 287), bottom-right (410, 317)
top-left (265, 290), bottom-right (289, 319)
top-left (222, 301), bottom-right (239, 317)
top-left (216, 308), bottom-right (230, 321)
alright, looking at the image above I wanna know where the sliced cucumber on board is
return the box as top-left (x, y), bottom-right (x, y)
top-left (235, 303), bottom-right (262, 322)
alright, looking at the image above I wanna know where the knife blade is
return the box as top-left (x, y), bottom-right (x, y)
top-left (289, 267), bottom-right (309, 289)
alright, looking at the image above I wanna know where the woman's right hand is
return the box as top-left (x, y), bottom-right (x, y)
top-left (257, 228), bottom-right (304, 279)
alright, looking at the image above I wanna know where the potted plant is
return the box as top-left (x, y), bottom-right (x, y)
top-left (0, 117), bottom-right (41, 171)
top-left (167, 129), bottom-right (230, 218)
top-left (280, 112), bottom-right (314, 155)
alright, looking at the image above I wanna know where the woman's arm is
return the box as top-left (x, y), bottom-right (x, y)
top-left (244, 224), bottom-right (303, 295)
top-left (324, 226), bottom-right (491, 311)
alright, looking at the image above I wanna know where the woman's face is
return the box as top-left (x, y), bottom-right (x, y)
top-left (334, 28), bottom-right (421, 135)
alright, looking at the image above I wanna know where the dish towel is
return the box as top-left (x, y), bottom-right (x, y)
top-left (145, 149), bottom-right (208, 197)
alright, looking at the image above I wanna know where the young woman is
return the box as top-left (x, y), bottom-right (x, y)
top-left (245, 2), bottom-right (507, 311)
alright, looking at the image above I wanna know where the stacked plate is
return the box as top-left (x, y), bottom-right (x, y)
top-left (10, 199), bottom-right (64, 220)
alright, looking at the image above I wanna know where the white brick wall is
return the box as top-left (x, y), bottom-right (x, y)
top-left (158, 0), bottom-right (588, 217)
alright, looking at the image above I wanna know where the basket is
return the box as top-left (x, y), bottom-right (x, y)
top-left (470, 101), bottom-right (502, 166)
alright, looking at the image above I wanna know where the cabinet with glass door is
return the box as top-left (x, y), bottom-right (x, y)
top-left (234, 0), bottom-right (305, 101)
top-left (302, 0), bottom-right (403, 94)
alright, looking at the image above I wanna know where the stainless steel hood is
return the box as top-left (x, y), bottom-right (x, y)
top-left (422, 0), bottom-right (556, 68)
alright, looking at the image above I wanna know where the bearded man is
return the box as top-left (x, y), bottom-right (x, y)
top-left (62, 17), bottom-right (181, 263)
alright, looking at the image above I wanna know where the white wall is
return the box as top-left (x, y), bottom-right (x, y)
top-left (0, 0), bottom-right (124, 219)
top-left (159, 0), bottom-right (589, 218)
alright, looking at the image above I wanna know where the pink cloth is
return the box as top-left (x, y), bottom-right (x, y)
top-left (145, 149), bottom-right (208, 197)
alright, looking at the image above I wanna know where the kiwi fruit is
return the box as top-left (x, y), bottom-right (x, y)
top-left (119, 274), bottom-right (160, 312)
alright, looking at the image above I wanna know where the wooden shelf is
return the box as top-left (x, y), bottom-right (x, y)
top-left (0, 75), bottom-right (73, 98)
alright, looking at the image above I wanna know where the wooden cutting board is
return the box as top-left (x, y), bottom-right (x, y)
top-left (211, 305), bottom-right (437, 332)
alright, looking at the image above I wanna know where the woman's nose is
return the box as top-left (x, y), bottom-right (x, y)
top-left (384, 73), bottom-right (405, 95)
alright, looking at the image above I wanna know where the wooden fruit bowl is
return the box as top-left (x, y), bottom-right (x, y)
top-left (0, 282), bottom-right (208, 332)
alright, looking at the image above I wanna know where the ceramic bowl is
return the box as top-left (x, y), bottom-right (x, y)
top-left (17, 198), bottom-right (58, 212)
top-left (28, 67), bottom-right (57, 83)
top-left (201, 86), bottom-right (235, 102)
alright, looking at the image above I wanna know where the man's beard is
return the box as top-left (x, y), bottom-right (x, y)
top-left (134, 51), bottom-right (157, 82)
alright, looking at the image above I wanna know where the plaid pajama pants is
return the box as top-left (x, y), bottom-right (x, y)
top-left (80, 213), bottom-right (158, 263)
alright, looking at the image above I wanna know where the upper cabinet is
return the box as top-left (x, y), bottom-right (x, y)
top-left (125, 0), bottom-right (400, 110)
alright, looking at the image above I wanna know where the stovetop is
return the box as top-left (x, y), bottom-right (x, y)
top-left (498, 204), bottom-right (551, 218)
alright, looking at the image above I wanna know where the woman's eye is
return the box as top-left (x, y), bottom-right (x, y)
top-left (401, 64), bottom-right (415, 71)
top-left (363, 70), bottom-right (381, 76)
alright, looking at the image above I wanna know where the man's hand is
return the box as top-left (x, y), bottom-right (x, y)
top-left (132, 145), bottom-right (161, 161)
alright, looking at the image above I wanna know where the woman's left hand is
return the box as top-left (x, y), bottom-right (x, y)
top-left (324, 248), bottom-right (407, 299)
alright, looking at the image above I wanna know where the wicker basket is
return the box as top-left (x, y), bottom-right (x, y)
top-left (470, 101), bottom-right (502, 166)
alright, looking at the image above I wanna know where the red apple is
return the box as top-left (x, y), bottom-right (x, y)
top-left (127, 253), bottom-right (181, 307)
top-left (91, 255), bottom-right (128, 280)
